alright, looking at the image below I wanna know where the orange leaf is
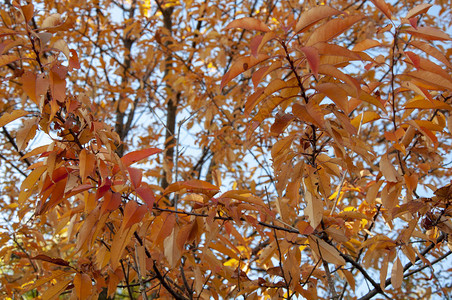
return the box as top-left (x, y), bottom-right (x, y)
top-left (128, 167), bottom-right (142, 188)
top-left (100, 191), bottom-right (122, 215)
top-left (294, 6), bottom-right (342, 34)
top-left (122, 200), bottom-right (147, 230)
top-left (316, 83), bottom-right (349, 114)
top-left (251, 60), bottom-right (282, 88)
top-left (350, 111), bottom-right (380, 128)
top-left (136, 185), bottom-right (156, 210)
top-left (221, 54), bottom-right (270, 89)
top-left (410, 40), bottom-right (452, 69)
top-left (380, 254), bottom-right (390, 290)
top-left (224, 17), bottom-right (270, 32)
top-left (0, 54), bottom-right (20, 67)
top-left (155, 213), bottom-right (176, 246)
top-left (69, 49), bottom-right (81, 70)
top-left (318, 64), bottom-right (360, 93)
top-left (370, 0), bottom-right (392, 19)
top-left (299, 46), bottom-right (319, 78)
top-left (121, 147), bottom-right (161, 168)
top-left (164, 227), bottom-right (182, 268)
top-left (406, 4), bottom-right (433, 19)
top-left (403, 26), bottom-right (451, 41)
top-left (0, 110), bottom-right (30, 127)
top-left (73, 273), bottom-right (92, 300)
top-left (41, 278), bottom-right (72, 300)
top-left (306, 15), bottom-right (364, 46)
top-left (164, 179), bottom-right (220, 196)
top-left (250, 34), bottom-right (263, 57)
top-left (21, 71), bottom-right (38, 104)
top-left (110, 224), bottom-right (138, 270)
top-left (352, 39), bottom-right (381, 51)
top-left (79, 149), bottom-right (96, 183)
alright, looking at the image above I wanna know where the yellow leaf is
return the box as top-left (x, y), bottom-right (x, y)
top-left (339, 269), bottom-right (355, 291)
top-left (22, 270), bottom-right (69, 293)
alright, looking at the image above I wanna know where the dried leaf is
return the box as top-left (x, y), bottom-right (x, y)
top-left (391, 256), bottom-right (403, 289)
top-left (73, 273), bottom-right (92, 299)
top-left (309, 235), bottom-right (345, 265)
top-left (380, 154), bottom-right (399, 182)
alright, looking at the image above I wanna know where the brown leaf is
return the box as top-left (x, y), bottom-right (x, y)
top-left (380, 154), bottom-right (399, 182)
top-left (73, 273), bottom-right (92, 300)
top-left (308, 235), bottom-right (345, 265)
top-left (30, 254), bottom-right (70, 267)
top-left (391, 256), bottom-right (403, 289)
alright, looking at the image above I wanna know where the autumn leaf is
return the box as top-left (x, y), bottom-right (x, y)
top-left (306, 15), bottom-right (364, 46)
top-left (121, 147), bottom-right (162, 167)
top-left (225, 17), bottom-right (270, 32)
top-left (309, 235), bottom-right (345, 266)
top-left (0, 110), bottom-right (30, 127)
top-left (73, 273), bottom-right (93, 299)
top-left (221, 54), bottom-right (270, 89)
top-left (391, 256), bottom-right (403, 289)
top-left (295, 6), bottom-right (343, 33)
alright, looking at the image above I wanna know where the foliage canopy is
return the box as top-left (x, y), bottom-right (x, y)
top-left (1, 0), bottom-right (452, 299)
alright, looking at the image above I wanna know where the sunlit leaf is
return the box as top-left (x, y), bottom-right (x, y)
top-left (295, 6), bottom-right (342, 34)
top-left (225, 17), bottom-right (270, 32)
